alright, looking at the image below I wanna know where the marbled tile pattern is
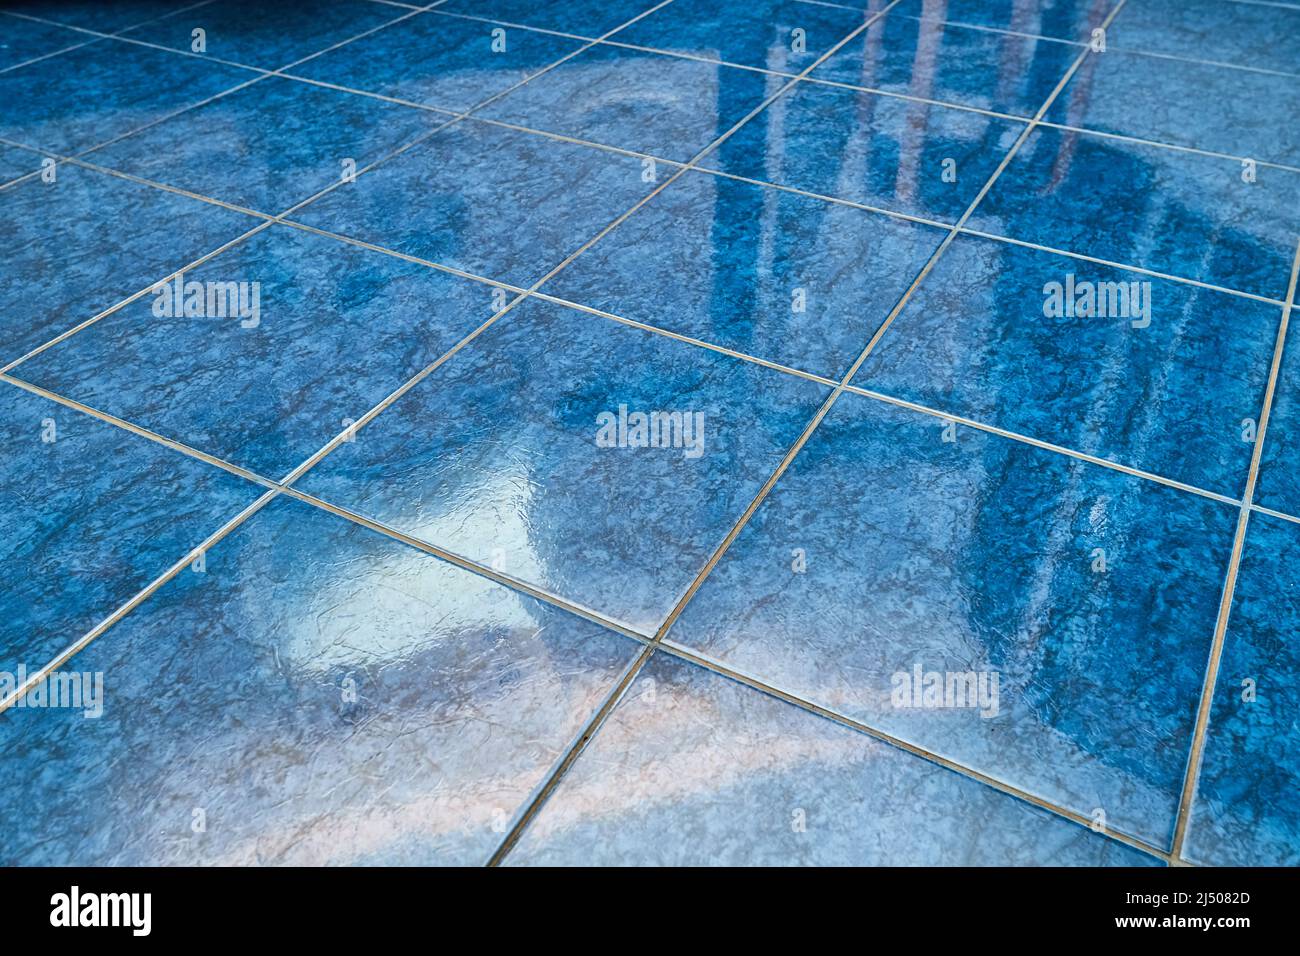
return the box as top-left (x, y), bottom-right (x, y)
top-left (2, 0), bottom-right (1297, 868)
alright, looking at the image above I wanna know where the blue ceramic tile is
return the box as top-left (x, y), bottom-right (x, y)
top-left (856, 234), bottom-right (1279, 497)
top-left (0, 38), bottom-right (257, 154)
top-left (0, 1), bottom-right (197, 34)
top-left (291, 119), bottom-right (657, 287)
top-left (11, 224), bottom-right (502, 479)
top-left (668, 389), bottom-right (1238, 847)
top-left (1254, 317), bottom-right (1300, 516)
top-left (508, 652), bottom-right (1159, 865)
top-left (438, 0), bottom-right (667, 38)
top-left (1046, 47), bottom-right (1300, 167)
top-left (700, 78), bottom-right (1026, 223)
top-left (1183, 512), bottom-right (1300, 866)
top-left (481, 44), bottom-right (774, 163)
top-left (0, 11), bottom-right (89, 70)
top-left (970, 125), bottom-right (1300, 300)
top-left (292, 11), bottom-right (586, 112)
top-left (298, 297), bottom-right (831, 633)
top-left (0, 163), bottom-right (258, 365)
top-left (89, 76), bottom-right (442, 214)
top-left (0, 495), bottom-right (641, 866)
top-left (0, 140), bottom-right (43, 183)
top-left (546, 169), bottom-right (946, 378)
top-left (894, 0), bottom-right (1114, 43)
top-left (814, 12), bottom-right (1078, 118)
top-left (1109, 0), bottom-right (1300, 75)
top-left (0, 383), bottom-right (261, 678)
top-left (615, 0), bottom-right (869, 72)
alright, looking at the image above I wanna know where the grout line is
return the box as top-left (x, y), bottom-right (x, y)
top-left (1249, 502), bottom-right (1300, 526)
top-left (1168, 236), bottom-right (1300, 863)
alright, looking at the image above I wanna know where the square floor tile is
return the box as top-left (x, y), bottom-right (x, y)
top-left (0, 384), bottom-right (261, 678)
top-left (614, 0), bottom-right (869, 72)
top-left (291, 118), bottom-right (658, 287)
top-left (509, 652), bottom-right (1158, 865)
top-left (855, 233), bottom-right (1280, 497)
top-left (0, 1), bottom-right (198, 34)
top-left (1253, 318), bottom-right (1300, 516)
top-left (1183, 512), bottom-right (1300, 866)
top-left (292, 11), bottom-right (586, 112)
top-left (0, 163), bottom-right (259, 366)
top-left (0, 38), bottom-right (257, 155)
top-left (88, 76), bottom-right (443, 214)
top-left (298, 297), bottom-right (831, 633)
top-left (668, 389), bottom-right (1238, 848)
top-left (970, 124), bottom-right (1300, 300)
top-left (1108, 0), bottom-right (1300, 76)
top-left (546, 168), bottom-right (946, 378)
top-left (701, 78), bottom-right (1026, 223)
top-left (813, 12), bottom-right (1079, 118)
top-left (10, 224), bottom-right (502, 479)
top-left (0, 11), bottom-right (89, 70)
top-left (480, 43), bottom-right (775, 163)
top-left (438, 0), bottom-right (668, 38)
top-left (895, 0), bottom-right (1114, 43)
top-left (0, 495), bottom-right (641, 865)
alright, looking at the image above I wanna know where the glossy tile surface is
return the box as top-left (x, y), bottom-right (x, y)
top-left (669, 390), bottom-right (1237, 847)
top-left (547, 168), bottom-right (946, 378)
top-left (0, 384), bottom-right (260, 677)
top-left (11, 224), bottom-right (501, 479)
top-left (701, 78), bottom-right (1026, 223)
top-left (856, 234), bottom-right (1280, 496)
top-left (0, 11), bottom-right (88, 70)
top-left (1108, 0), bottom-right (1300, 76)
top-left (896, 0), bottom-right (1113, 42)
top-left (1254, 316), bottom-right (1300, 516)
top-left (511, 653), bottom-right (1158, 865)
top-left (438, 0), bottom-right (667, 38)
top-left (299, 297), bottom-right (831, 633)
top-left (1183, 513), bottom-right (1300, 866)
top-left (0, 496), bottom-right (641, 865)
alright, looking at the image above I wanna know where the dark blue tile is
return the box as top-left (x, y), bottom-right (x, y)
top-left (0, 1), bottom-right (197, 34)
top-left (0, 11), bottom-right (89, 70)
top-left (970, 125), bottom-right (1300, 300)
top-left (895, 0), bottom-right (1114, 43)
top-left (509, 652), bottom-right (1159, 865)
top-left (89, 76), bottom-right (442, 214)
top-left (1183, 512), bottom-right (1300, 866)
top-left (0, 163), bottom-right (258, 365)
top-left (615, 0), bottom-right (869, 72)
top-left (123, 0), bottom-right (404, 71)
top-left (856, 234), bottom-right (1279, 497)
top-left (1109, 0), bottom-right (1300, 75)
top-left (292, 10), bottom-right (586, 112)
top-left (11, 224), bottom-right (501, 479)
top-left (814, 12), bottom-right (1078, 118)
top-left (291, 119), bottom-right (657, 287)
top-left (701, 78), bottom-right (1026, 223)
top-left (1046, 47), bottom-right (1300, 167)
top-left (0, 383), bottom-right (261, 678)
top-left (298, 297), bottom-right (831, 633)
top-left (438, 0), bottom-right (667, 38)
top-left (669, 389), bottom-right (1238, 848)
top-left (0, 495), bottom-right (640, 865)
top-left (546, 169), bottom-right (945, 378)
top-left (1254, 314), bottom-right (1300, 516)
top-left (0, 38), bottom-right (257, 154)
top-left (481, 44), bottom-right (774, 163)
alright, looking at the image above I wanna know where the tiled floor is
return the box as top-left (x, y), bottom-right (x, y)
top-left (0, 0), bottom-right (1297, 868)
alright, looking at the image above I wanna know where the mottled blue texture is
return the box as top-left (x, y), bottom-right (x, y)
top-left (971, 125), bottom-right (1300, 300)
top-left (0, 1), bottom-right (196, 34)
top-left (1183, 513), bottom-right (1300, 866)
top-left (856, 234), bottom-right (1278, 497)
top-left (124, 0), bottom-right (403, 70)
top-left (89, 76), bottom-right (442, 214)
top-left (0, 11), bottom-right (88, 70)
top-left (547, 168), bottom-right (946, 378)
top-left (1047, 47), bottom-right (1300, 168)
top-left (814, 12), bottom-right (1077, 118)
top-left (0, 141), bottom-right (42, 183)
top-left (615, 0), bottom-right (868, 72)
top-left (1109, 0), bottom-right (1300, 76)
top-left (299, 297), bottom-right (831, 633)
top-left (0, 163), bottom-right (258, 365)
top-left (0, 496), bottom-right (641, 866)
top-left (669, 390), bottom-right (1237, 848)
top-left (481, 43), bottom-right (773, 163)
top-left (12, 224), bottom-right (501, 480)
top-left (291, 118), bottom-right (657, 287)
top-left (438, 0), bottom-right (666, 38)
top-left (0, 384), bottom-right (260, 677)
top-left (701, 78), bottom-right (1026, 223)
top-left (509, 652), bottom-right (1159, 865)
top-left (895, 0), bottom-right (1113, 42)
top-left (0, 38), bottom-right (257, 154)
top-left (292, 11), bottom-right (586, 112)
top-left (1254, 315), bottom-right (1300, 516)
